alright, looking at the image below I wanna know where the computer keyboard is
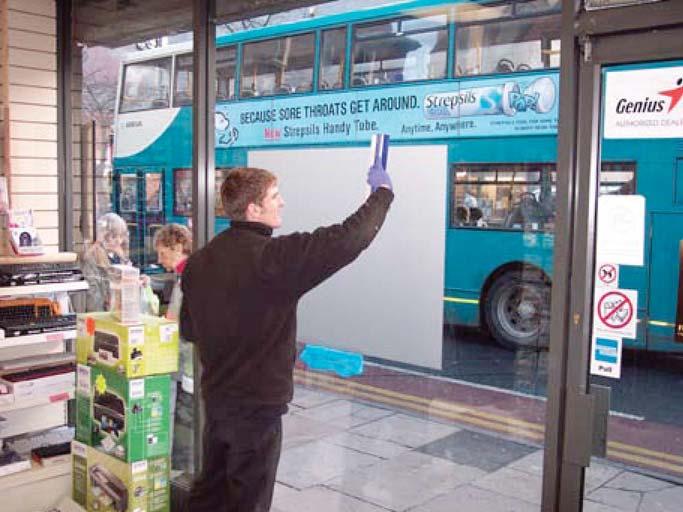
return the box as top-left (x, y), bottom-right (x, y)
top-left (0, 262), bottom-right (83, 286)
top-left (0, 314), bottom-right (76, 337)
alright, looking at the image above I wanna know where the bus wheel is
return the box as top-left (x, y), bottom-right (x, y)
top-left (484, 271), bottom-right (550, 350)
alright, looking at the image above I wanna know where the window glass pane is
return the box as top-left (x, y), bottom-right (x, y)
top-left (600, 161), bottom-right (636, 195)
top-left (145, 173), bottom-right (163, 212)
top-left (452, 163), bottom-right (555, 231)
top-left (498, 171), bottom-right (514, 182)
top-left (241, 33), bottom-right (315, 97)
top-left (215, 169), bottom-right (231, 217)
top-left (174, 54), bottom-right (193, 107)
top-left (355, 20), bottom-right (397, 39)
top-left (216, 46), bottom-right (237, 101)
top-left (455, 15), bottom-right (560, 76)
top-left (514, 171), bottom-right (541, 182)
top-left (319, 28), bottom-right (347, 90)
top-left (453, 4), bottom-right (512, 23)
top-left (352, 16), bottom-right (447, 86)
top-left (455, 169), bottom-right (496, 183)
top-left (516, 0), bottom-right (562, 15)
top-left (174, 169), bottom-right (193, 216)
top-left (401, 14), bottom-right (448, 32)
top-left (119, 175), bottom-right (138, 212)
top-left (119, 58), bottom-right (172, 113)
top-left (174, 168), bottom-right (230, 217)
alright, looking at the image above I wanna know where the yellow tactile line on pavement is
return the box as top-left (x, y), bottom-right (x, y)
top-left (294, 368), bottom-right (544, 441)
top-left (294, 368), bottom-right (683, 477)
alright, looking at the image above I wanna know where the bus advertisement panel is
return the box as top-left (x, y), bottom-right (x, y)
top-left (214, 74), bottom-right (559, 147)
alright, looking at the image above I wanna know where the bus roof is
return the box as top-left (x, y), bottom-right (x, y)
top-left (215, 0), bottom-right (458, 45)
top-left (120, 0), bottom-right (558, 63)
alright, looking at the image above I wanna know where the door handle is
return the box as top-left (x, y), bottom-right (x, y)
top-left (563, 385), bottom-right (610, 466)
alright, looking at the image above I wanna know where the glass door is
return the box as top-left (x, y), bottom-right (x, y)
top-left (578, 59), bottom-right (683, 511)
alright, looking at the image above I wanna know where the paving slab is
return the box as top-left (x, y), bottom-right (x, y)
top-left (277, 439), bottom-right (381, 489)
top-left (327, 450), bottom-right (485, 511)
top-left (417, 429), bottom-right (537, 472)
top-left (410, 484), bottom-right (538, 512)
top-left (349, 413), bottom-right (459, 448)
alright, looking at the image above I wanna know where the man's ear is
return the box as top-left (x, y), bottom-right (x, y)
top-left (245, 202), bottom-right (261, 221)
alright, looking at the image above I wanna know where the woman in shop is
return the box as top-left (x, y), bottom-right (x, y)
top-left (81, 212), bottom-right (132, 312)
top-left (153, 223), bottom-right (195, 474)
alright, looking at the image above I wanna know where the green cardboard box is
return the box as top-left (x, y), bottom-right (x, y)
top-left (77, 312), bottom-right (179, 378)
top-left (76, 364), bottom-right (171, 462)
top-left (72, 440), bottom-right (170, 512)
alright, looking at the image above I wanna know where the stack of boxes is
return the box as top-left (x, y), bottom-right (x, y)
top-left (72, 311), bottom-right (179, 512)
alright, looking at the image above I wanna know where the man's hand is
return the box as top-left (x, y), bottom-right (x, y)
top-left (367, 158), bottom-right (392, 192)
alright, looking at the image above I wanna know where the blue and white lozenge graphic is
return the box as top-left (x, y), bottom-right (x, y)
top-left (423, 77), bottom-right (556, 119)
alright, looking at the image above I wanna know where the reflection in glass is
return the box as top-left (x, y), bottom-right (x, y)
top-left (455, 15), bottom-right (560, 76)
top-left (174, 168), bottom-right (230, 217)
top-left (173, 46), bottom-right (237, 106)
top-left (119, 175), bottom-right (138, 213)
top-left (319, 28), bottom-right (347, 90)
top-left (174, 53), bottom-right (193, 107)
top-left (216, 46), bottom-right (237, 101)
top-left (352, 14), bottom-right (448, 86)
top-left (241, 33), bottom-right (315, 97)
top-left (146, 173), bottom-right (163, 212)
top-left (119, 58), bottom-right (172, 112)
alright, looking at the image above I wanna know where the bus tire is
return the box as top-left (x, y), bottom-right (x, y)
top-left (483, 270), bottom-right (550, 351)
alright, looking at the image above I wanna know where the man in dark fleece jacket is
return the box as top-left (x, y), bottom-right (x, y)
top-left (180, 160), bottom-right (393, 511)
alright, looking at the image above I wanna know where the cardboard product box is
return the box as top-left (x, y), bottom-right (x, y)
top-left (77, 312), bottom-right (179, 378)
top-left (0, 362), bottom-right (75, 404)
top-left (72, 440), bottom-right (170, 512)
top-left (76, 364), bottom-right (171, 463)
top-left (108, 265), bottom-right (141, 324)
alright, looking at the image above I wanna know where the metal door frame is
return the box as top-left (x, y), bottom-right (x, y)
top-left (543, 2), bottom-right (683, 511)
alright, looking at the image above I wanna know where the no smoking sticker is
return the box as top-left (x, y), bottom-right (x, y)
top-left (593, 288), bottom-right (638, 339)
top-left (596, 263), bottom-right (619, 288)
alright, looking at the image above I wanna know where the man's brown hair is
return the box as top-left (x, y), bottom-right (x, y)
top-left (154, 223), bottom-right (193, 255)
top-left (220, 167), bottom-right (277, 221)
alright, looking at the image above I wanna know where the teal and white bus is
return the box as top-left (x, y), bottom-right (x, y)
top-left (113, 0), bottom-right (683, 352)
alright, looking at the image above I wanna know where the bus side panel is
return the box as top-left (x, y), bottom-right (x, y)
top-left (444, 136), bottom-right (557, 329)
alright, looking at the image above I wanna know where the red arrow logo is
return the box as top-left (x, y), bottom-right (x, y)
top-left (659, 78), bottom-right (683, 113)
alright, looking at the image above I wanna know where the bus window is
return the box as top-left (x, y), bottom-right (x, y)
top-left (319, 28), bottom-right (346, 91)
top-left (173, 168), bottom-right (231, 217)
top-left (352, 14), bottom-right (448, 86)
top-left (516, 0), bottom-right (562, 16)
top-left (454, 14), bottom-right (560, 76)
top-left (172, 46), bottom-right (236, 107)
top-left (240, 33), bottom-right (315, 97)
top-left (119, 57), bottom-right (172, 113)
top-left (174, 53), bottom-right (193, 107)
top-left (548, 162), bottom-right (636, 198)
top-left (600, 162), bottom-right (636, 195)
top-left (453, 3), bottom-right (512, 24)
top-left (451, 163), bottom-right (555, 231)
top-left (216, 46), bottom-right (237, 101)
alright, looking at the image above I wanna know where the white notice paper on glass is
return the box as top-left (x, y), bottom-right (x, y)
top-left (596, 195), bottom-right (645, 267)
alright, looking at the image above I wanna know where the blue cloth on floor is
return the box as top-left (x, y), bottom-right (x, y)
top-left (299, 344), bottom-right (364, 378)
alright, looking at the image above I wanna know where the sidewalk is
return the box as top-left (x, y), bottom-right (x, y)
top-left (272, 384), bottom-right (683, 512)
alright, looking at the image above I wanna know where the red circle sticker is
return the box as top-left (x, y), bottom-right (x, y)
top-left (598, 264), bottom-right (617, 285)
top-left (597, 291), bottom-right (633, 329)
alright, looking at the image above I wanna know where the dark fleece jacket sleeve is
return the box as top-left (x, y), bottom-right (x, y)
top-left (261, 187), bottom-right (394, 297)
